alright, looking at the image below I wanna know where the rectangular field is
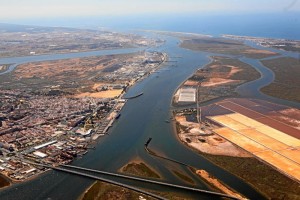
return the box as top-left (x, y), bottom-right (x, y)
top-left (210, 111), bottom-right (300, 182)
top-left (216, 100), bottom-right (300, 139)
top-left (210, 115), bottom-right (249, 131)
top-left (214, 113), bottom-right (300, 147)
top-left (214, 127), bottom-right (268, 153)
top-left (255, 126), bottom-right (300, 147)
top-left (241, 129), bottom-right (289, 151)
top-left (226, 113), bottom-right (264, 128)
top-left (254, 150), bottom-right (300, 180)
top-left (279, 148), bottom-right (300, 164)
top-left (178, 88), bottom-right (196, 102)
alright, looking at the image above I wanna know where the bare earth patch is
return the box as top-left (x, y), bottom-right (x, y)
top-left (209, 65), bottom-right (242, 77)
top-left (244, 49), bottom-right (277, 55)
top-left (279, 108), bottom-right (300, 121)
top-left (174, 57), bottom-right (260, 104)
top-left (183, 80), bottom-right (198, 86)
top-left (269, 114), bottom-right (300, 130)
top-left (92, 83), bottom-right (105, 90)
top-left (201, 78), bottom-right (240, 87)
top-left (74, 89), bottom-right (123, 98)
top-left (196, 170), bottom-right (247, 200)
top-left (176, 116), bottom-right (250, 157)
top-left (178, 131), bottom-right (250, 157)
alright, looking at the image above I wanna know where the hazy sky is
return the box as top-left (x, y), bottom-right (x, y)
top-left (0, 0), bottom-right (299, 20)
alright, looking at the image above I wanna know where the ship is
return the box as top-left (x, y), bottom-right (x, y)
top-left (115, 113), bottom-right (121, 119)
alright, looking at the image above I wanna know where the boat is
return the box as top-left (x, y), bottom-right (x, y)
top-left (115, 113), bottom-right (121, 119)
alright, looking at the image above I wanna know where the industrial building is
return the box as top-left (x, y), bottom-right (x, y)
top-left (178, 87), bottom-right (196, 102)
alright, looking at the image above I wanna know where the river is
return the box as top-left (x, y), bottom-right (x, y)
top-left (0, 34), bottom-right (298, 200)
top-left (0, 48), bottom-right (143, 75)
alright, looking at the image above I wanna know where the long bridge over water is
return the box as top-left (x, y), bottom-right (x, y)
top-left (26, 161), bottom-right (240, 200)
top-left (24, 140), bottom-right (242, 200)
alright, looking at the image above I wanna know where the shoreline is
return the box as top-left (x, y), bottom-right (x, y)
top-left (169, 32), bottom-right (300, 198)
top-left (169, 117), bottom-right (249, 199)
top-left (0, 46), bottom-right (136, 60)
top-left (142, 29), bottom-right (213, 39)
top-left (0, 47), bottom-right (143, 76)
top-left (171, 54), bottom-right (300, 198)
top-left (172, 54), bottom-right (261, 107)
top-left (0, 168), bottom-right (52, 190)
top-left (0, 174), bottom-right (11, 189)
top-left (171, 104), bottom-right (300, 199)
top-left (222, 34), bottom-right (300, 53)
top-left (80, 158), bottom-right (161, 200)
top-left (51, 30), bottom-right (300, 198)
top-left (1, 28), bottom-right (298, 198)
top-left (0, 49), bottom-right (168, 189)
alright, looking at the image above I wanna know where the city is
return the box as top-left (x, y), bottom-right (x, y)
top-left (0, 43), bottom-right (165, 183)
top-left (0, 1), bottom-right (300, 200)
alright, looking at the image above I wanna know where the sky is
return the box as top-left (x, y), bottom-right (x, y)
top-left (0, 0), bottom-right (300, 21)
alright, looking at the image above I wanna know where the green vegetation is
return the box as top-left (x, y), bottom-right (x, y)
top-left (81, 181), bottom-right (195, 200)
top-left (270, 43), bottom-right (300, 53)
top-left (190, 56), bottom-right (260, 103)
top-left (81, 181), bottom-right (154, 200)
top-left (172, 170), bottom-right (195, 184)
top-left (200, 153), bottom-right (300, 199)
top-left (261, 57), bottom-right (300, 102)
top-left (208, 56), bottom-right (260, 82)
top-left (180, 38), bottom-right (277, 59)
top-left (82, 161), bottom-right (195, 200)
top-left (122, 162), bottom-right (160, 179)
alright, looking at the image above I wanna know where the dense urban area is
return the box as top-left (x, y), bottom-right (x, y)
top-left (0, 27), bottom-right (165, 182)
top-left (1, 23), bottom-right (300, 200)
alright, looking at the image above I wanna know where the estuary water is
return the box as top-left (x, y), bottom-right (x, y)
top-left (0, 35), bottom-right (268, 200)
top-left (0, 48), bottom-right (143, 75)
top-left (0, 31), bottom-right (299, 199)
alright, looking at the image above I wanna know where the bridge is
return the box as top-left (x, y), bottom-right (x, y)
top-left (27, 161), bottom-right (166, 200)
top-left (21, 138), bottom-right (243, 200)
top-left (26, 159), bottom-right (241, 200)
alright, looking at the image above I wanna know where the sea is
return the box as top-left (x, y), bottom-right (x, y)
top-left (8, 12), bottom-right (300, 40)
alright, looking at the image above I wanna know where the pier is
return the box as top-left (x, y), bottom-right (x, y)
top-left (123, 92), bottom-right (144, 99)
